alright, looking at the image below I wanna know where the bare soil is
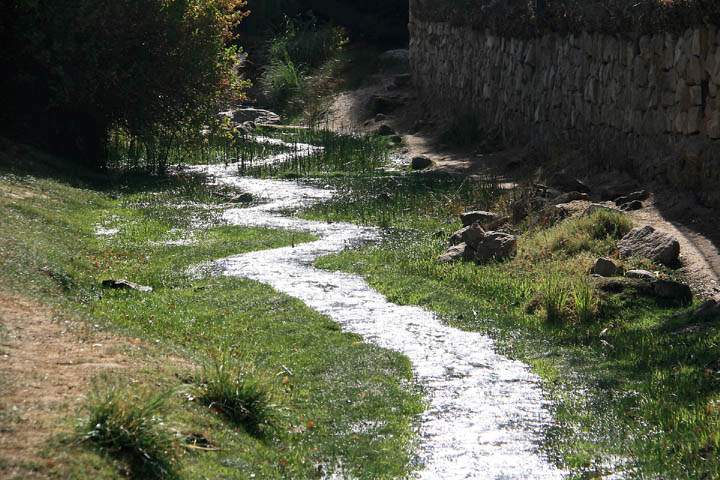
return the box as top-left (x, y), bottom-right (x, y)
top-left (327, 65), bottom-right (720, 300)
top-left (0, 293), bottom-right (184, 479)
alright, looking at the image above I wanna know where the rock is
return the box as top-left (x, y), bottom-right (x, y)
top-left (410, 156), bottom-right (433, 170)
top-left (220, 107), bottom-right (280, 126)
top-left (228, 193), bottom-right (253, 203)
top-left (449, 224), bottom-right (486, 247)
top-left (652, 279), bottom-right (693, 304)
top-left (374, 124), bottom-right (396, 136)
top-left (437, 243), bottom-right (474, 263)
top-left (460, 210), bottom-right (501, 227)
top-left (626, 269), bottom-right (657, 281)
top-left (375, 113), bottom-right (387, 122)
top-left (593, 277), bottom-right (654, 295)
top-left (618, 226), bottom-right (681, 267)
top-left (548, 172), bottom-right (591, 193)
top-left (620, 200), bottom-right (644, 211)
top-left (614, 190), bottom-right (650, 206)
top-left (537, 204), bottom-right (569, 226)
top-left (583, 203), bottom-right (618, 216)
top-left (694, 300), bottom-right (720, 319)
top-left (473, 231), bottom-right (518, 263)
top-left (389, 135), bottom-right (403, 145)
top-left (591, 257), bottom-right (619, 277)
top-left (551, 191), bottom-right (590, 205)
top-left (102, 279), bottom-right (153, 293)
top-left (599, 182), bottom-right (639, 201)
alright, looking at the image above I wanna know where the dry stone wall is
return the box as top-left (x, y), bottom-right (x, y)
top-left (409, 12), bottom-right (720, 207)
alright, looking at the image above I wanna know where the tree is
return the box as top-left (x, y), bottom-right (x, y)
top-left (0, 0), bottom-right (248, 166)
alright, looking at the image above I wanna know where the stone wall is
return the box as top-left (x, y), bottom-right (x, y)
top-left (409, 8), bottom-right (720, 207)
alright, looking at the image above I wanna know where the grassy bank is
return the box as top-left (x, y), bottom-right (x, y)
top-left (308, 173), bottom-right (720, 479)
top-left (0, 141), bottom-right (422, 479)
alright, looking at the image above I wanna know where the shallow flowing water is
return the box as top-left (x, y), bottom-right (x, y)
top-left (192, 149), bottom-right (566, 479)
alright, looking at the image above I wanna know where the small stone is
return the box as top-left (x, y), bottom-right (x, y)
top-left (591, 257), bottom-right (619, 277)
top-left (460, 211), bottom-right (501, 227)
top-left (618, 226), bottom-right (681, 267)
top-left (552, 191), bottom-right (590, 205)
top-left (614, 190), bottom-right (650, 205)
top-left (411, 156), bottom-right (432, 170)
top-left (620, 200), bottom-right (644, 211)
top-left (626, 269), bottom-right (657, 281)
top-left (652, 279), bottom-right (693, 304)
top-left (229, 193), bottom-right (253, 203)
top-left (102, 279), bottom-right (153, 293)
top-left (438, 243), bottom-right (475, 263)
top-left (548, 172), bottom-right (591, 193)
top-left (583, 203), bottom-right (617, 216)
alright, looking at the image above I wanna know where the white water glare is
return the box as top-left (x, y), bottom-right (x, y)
top-left (190, 140), bottom-right (566, 479)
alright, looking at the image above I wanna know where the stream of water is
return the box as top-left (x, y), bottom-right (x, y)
top-left (192, 150), bottom-right (566, 479)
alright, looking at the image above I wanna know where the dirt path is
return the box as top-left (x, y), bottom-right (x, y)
top-left (328, 65), bottom-right (720, 301)
top-left (0, 293), bottom-right (164, 478)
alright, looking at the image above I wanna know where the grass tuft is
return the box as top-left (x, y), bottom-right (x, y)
top-left (198, 354), bottom-right (276, 437)
top-left (541, 272), bottom-right (571, 324)
top-left (79, 379), bottom-right (176, 479)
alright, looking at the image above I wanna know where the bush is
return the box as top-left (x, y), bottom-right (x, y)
top-left (198, 355), bottom-right (276, 436)
top-left (1, 0), bottom-right (248, 167)
top-left (79, 380), bottom-right (176, 479)
top-left (259, 17), bottom-right (347, 114)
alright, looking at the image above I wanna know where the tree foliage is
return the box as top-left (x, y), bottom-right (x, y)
top-left (0, 0), bottom-right (248, 166)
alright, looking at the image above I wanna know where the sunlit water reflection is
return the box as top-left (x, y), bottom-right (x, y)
top-left (191, 152), bottom-right (565, 479)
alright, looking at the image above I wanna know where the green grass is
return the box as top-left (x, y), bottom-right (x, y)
top-left (311, 181), bottom-right (720, 478)
top-left (0, 143), bottom-right (423, 479)
top-left (197, 354), bottom-right (277, 437)
top-left (79, 380), bottom-right (177, 479)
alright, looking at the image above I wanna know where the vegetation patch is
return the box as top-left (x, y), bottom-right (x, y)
top-left (0, 145), bottom-right (422, 478)
top-left (311, 178), bottom-right (720, 478)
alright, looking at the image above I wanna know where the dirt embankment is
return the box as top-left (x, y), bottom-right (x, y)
top-left (0, 293), bottom-right (185, 478)
top-left (326, 60), bottom-right (720, 300)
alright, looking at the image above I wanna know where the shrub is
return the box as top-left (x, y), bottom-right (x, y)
top-left (259, 17), bottom-right (347, 114)
top-left (1, 0), bottom-right (248, 167)
top-left (79, 380), bottom-right (176, 479)
top-left (198, 355), bottom-right (276, 436)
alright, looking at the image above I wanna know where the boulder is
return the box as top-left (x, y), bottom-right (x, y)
top-left (410, 155), bottom-right (433, 170)
top-left (618, 226), bottom-right (681, 267)
top-left (652, 279), bottom-right (693, 304)
top-left (620, 200), bottom-right (644, 211)
top-left (626, 269), bottom-right (657, 281)
top-left (438, 243), bottom-right (474, 263)
top-left (102, 279), bottom-right (153, 293)
top-left (449, 224), bottom-right (486, 247)
top-left (614, 190), bottom-right (650, 206)
top-left (591, 257), bottom-right (619, 277)
top-left (221, 107), bottom-right (281, 126)
top-left (548, 172), bottom-right (591, 193)
top-left (460, 210), bottom-right (501, 227)
top-left (473, 231), bottom-right (517, 263)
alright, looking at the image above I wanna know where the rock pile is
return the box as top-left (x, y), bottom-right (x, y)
top-left (439, 216), bottom-right (517, 264)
